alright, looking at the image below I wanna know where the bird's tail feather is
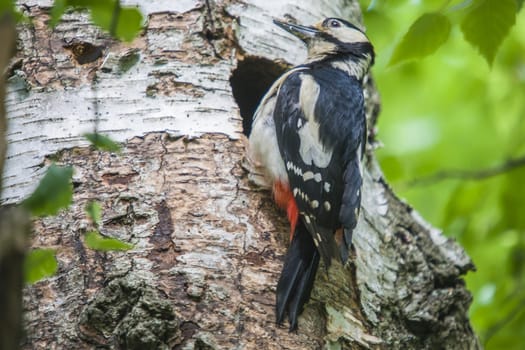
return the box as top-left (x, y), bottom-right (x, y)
top-left (276, 220), bottom-right (320, 331)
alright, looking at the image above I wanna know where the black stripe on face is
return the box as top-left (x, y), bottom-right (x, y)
top-left (347, 42), bottom-right (375, 64)
top-left (318, 32), bottom-right (375, 62)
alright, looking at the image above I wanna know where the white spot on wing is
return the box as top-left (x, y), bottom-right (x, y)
top-left (324, 182), bottom-right (331, 192)
top-left (311, 200), bottom-right (319, 209)
top-left (301, 171), bottom-right (322, 182)
top-left (304, 214), bottom-right (311, 224)
top-left (324, 201), bottom-right (331, 211)
top-left (286, 161), bottom-right (304, 176)
top-left (316, 233), bottom-right (322, 242)
top-left (303, 171), bottom-right (314, 181)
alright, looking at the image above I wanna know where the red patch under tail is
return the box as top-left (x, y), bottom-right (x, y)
top-left (273, 181), bottom-right (299, 241)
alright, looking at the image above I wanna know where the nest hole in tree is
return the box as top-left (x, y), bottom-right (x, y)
top-left (229, 56), bottom-right (290, 136)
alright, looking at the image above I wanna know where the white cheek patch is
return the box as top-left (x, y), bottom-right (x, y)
top-left (334, 27), bottom-right (369, 44)
top-left (297, 74), bottom-right (333, 168)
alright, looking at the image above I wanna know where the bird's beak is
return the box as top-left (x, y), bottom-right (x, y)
top-left (273, 19), bottom-right (320, 42)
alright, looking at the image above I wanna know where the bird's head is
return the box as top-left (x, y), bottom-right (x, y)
top-left (274, 17), bottom-right (375, 67)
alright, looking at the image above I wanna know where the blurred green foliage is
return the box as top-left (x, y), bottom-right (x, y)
top-left (84, 231), bottom-right (134, 251)
top-left (85, 200), bottom-right (102, 226)
top-left (24, 249), bottom-right (58, 284)
top-left (84, 132), bottom-right (122, 153)
top-left (0, 0), bottom-right (14, 15)
top-left (0, 0), bottom-right (24, 21)
top-left (360, 0), bottom-right (525, 347)
top-left (50, 0), bottom-right (143, 41)
top-left (23, 164), bottom-right (73, 217)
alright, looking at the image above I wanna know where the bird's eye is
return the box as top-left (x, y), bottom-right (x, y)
top-left (329, 20), bottom-right (340, 28)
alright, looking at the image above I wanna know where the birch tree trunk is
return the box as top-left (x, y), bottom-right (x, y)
top-left (3, 0), bottom-right (480, 349)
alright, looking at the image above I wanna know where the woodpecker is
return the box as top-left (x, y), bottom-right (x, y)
top-left (248, 17), bottom-right (374, 330)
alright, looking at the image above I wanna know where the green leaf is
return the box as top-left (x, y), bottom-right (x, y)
top-left (390, 12), bottom-right (451, 65)
top-left (0, 0), bottom-right (24, 21)
top-left (50, 0), bottom-right (67, 27)
top-left (24, 249), bottom-right (58, 284)
top-left (86, 0), bottom-right (143, 42)
top-left (114, 7), bottom-right (143, 42)
top-left (50, 0), bottom-right (143, 41)
top-left (460, 0), bottom-right (517, 65)
top-left (85, 201), bottom-right (102, 226)
top-left (84, 0), bottom-right (113, 35)
top-left (23, 164), bottom-right (73, 217)
top-left (85, 230), bottom-right (133, 251)
top-left (0, 0), bottom-right (13, 13)
top-left (84, 132), bottom-right (121, 153)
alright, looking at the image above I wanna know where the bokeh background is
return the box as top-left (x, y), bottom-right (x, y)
top-left (359, 0), bottom-right (525, 348)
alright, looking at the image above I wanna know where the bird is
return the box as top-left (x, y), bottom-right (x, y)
top-left (247, 17), bottom-right (375, 331)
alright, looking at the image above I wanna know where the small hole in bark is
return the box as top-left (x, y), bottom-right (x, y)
top-left (63, 40), bottom-right (104, 65)
top-left (229, 56), bottom-right (290, 136)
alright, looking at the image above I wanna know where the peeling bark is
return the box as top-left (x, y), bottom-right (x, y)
top-left (3, 1), bottom-right (480, 349)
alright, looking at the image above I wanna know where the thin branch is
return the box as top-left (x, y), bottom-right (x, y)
top-left (407, 154), bottom-right (525, 187)
top-left (1, 15), bottom-right (30, 350)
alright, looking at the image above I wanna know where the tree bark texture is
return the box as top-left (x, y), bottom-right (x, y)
top-left (4, 0), bottom-right (480, 349)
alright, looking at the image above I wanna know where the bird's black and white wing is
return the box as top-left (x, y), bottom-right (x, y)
top-left (273, 66), bottom-right (366, 266)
